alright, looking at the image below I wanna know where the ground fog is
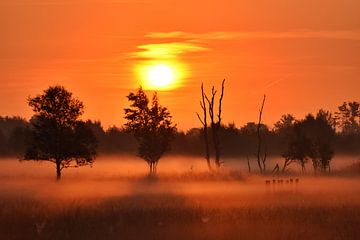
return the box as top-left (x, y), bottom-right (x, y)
top-left (0, 155), bottom-right (359, 240)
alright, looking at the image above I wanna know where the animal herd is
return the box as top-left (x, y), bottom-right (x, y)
top-left (265, 178), bottom-right (299, 185)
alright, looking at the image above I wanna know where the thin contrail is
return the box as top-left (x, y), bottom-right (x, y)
top-left (252, 74), bottom-right (293, 95)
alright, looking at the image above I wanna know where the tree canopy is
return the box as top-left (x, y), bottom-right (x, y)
top-left (24, 86), bottom-right (97, 180)
top-left (282, 110), bottom-right (335, 173)
top-left (124, 88), bottom-right (177, 175)
top-left (336, 101), bottom-right (360, 135)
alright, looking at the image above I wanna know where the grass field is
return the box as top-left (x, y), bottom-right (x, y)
top-left (1, 157), bottom-right (360, 240)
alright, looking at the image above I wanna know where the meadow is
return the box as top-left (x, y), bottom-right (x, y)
top-left (0, 155), bottom-right (360, 240)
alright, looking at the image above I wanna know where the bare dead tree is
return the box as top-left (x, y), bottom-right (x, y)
top-left (196, 83), bottom-right (211, 170)
top-left (257, 95), bottom-right (267, 173)
top-left (206, 79), bottom-right (225, 168)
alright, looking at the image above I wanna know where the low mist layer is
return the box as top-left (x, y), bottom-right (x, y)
top-left (1, 156), bottom-right (360, 240)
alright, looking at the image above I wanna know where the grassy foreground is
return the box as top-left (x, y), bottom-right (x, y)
top-left (1, 188), bottom-right (360, 240)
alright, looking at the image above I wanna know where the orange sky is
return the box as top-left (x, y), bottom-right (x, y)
top-left (0, 0), bottom-right (359, 130)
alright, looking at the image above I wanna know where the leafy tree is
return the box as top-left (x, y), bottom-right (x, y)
top-left (282, 122), bottom-right (311, 172)
top-left (205, 80), bottom-right (225, 168)
top-left (274, 114), bottom-right (296, 163)
top-left (0, 117), bottom-right (30, 155)
top-left (335, 101), bottom-right (360, 134)
top-left (274, 114), bottom-right (296, 132)
top-left (0, 116), bottom-right (29, 139)
top-left (307, 111), bottom-right (335, 172)
top-left (282, 111), bottom-right (335, 173)
top-left (7, 126), bottom-right (31, 155)
top-left (239, 122), bottom-right (264, 156)
top-left (124, 88), bottom-right (177, 175)
top-left (102, 126), bottom-right (137, 153)
top-left (219, 123), bottom-right (241, 157)
top-left (24, 86), bottom-right (97, 180)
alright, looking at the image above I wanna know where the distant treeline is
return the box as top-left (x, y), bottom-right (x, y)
top-left (1, 107), bottom-right (359, 158)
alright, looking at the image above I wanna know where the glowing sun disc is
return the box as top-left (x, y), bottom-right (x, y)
top-left (148, 64), bottom-right (174, 87)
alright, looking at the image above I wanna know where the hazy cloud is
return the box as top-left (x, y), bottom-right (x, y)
top-left (146, 30), bottom-right (360, 41)
top-left (130, 42), bottom-right (209, 60)
top-left (0, 0), bottom-right (149, 6)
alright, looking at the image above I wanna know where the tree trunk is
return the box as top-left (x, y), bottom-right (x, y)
top-left (212, 124), bottom-right (221, 168)
top-left (197, 83), bottom-right (211, 171)
top-left (214, 80), bottom-right (225, 168)
top-left (198, 80), bottom-right (225, 170)
top-left (149, 162), bottom-right (157, 176)
top-left (56, 160), bottom-right (61, 181)
top-left (257, 95), bottom-right (266, 173)
top-left (149, 162), bottom-right (153, 175)
top-left (204, 128), bottom-right (211, 170)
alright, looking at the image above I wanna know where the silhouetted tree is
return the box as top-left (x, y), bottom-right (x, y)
top-left (205, 79), bottom-right (225, 168)
top-left (273, 114), bottom-right (299, 172)
top-left (219, 123), bottom-right (241, 156)
top-left (101, 126), bottom-right (137, 153)
top-left (274, 114), bottom-right (296, 154)
top-left (196, 83), bottom-right (211, 170)
top-left (274, 114), bottom-right (296, 133)
top-left (317, 109), bottom-right (336, 130)
top-left (282, 111), bottom-right (335, 173)
top-left (335, 101), bottom-right (360, 134)
top-left (0, 117), bottom-right (30, 156)
top-left (124, 88), bottom-right (176, 175)
top-left (171, 130), bottom-right (203, 156)
top-left (84, 120), bottom-right (105, 140)
top-left (184, 128), bottom-right (203, 155)
top-left (24, 86), bottom-right (97, 180)
top-left (308, 111), bottom-right (335, 172)
top-left (282, 124), bottom-right (310, 172)
top-left (1, 98), bottom-right (359, 159)
top-left (239, 122), bottom-right (258, 158)
top-left (7, 126), bottom-right (31, 155)
top-left (257, 95), bottom-right (267, 173)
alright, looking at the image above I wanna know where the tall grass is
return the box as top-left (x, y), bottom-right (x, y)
top-left (0, 192), bottom-right (359, 240)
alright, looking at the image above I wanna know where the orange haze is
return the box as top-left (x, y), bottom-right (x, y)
top-left (0, 0), bottom-right (359, 130)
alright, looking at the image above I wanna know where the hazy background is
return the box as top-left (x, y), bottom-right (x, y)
top-left (0, 155), bottom-right (360, 204)
top-left (1, 0), bottom-right (359, 129)
top-left (1, 155), bottom-right (360, 179)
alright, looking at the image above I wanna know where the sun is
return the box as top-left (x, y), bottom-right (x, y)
top-left (147, 64), bottom-right (174, 87)
top-left (135, 61), bottom-right (186, 90)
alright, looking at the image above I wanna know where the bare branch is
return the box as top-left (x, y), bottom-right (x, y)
top-left (197, 82), bottom-right (211, 170)
top-left (257, 94), bottom-right (266, 173)
top-left (217, 79), bottom-right (225, 123)
top-left (200, 101), bottom-right (205, 110)
top-left (196, 112), bottom-right (205, 125)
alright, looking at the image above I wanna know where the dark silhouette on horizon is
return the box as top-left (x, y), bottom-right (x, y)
top-left (196, 83), bottom-right (211, 170)
top-left (23, 86), bottom-right (97, 180)
top-left (256, 95), bottom-right (267, 173)
top-left (197, 80), bottom-right (225, 170)
top-left (124, 88), bottom-right (177, 175)
top-left (0, 92), bottom-right (358, 175)
top-left (335, 101), bottom-right (360, 135)
top-left (282, 110), bottom-right (335, 173)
